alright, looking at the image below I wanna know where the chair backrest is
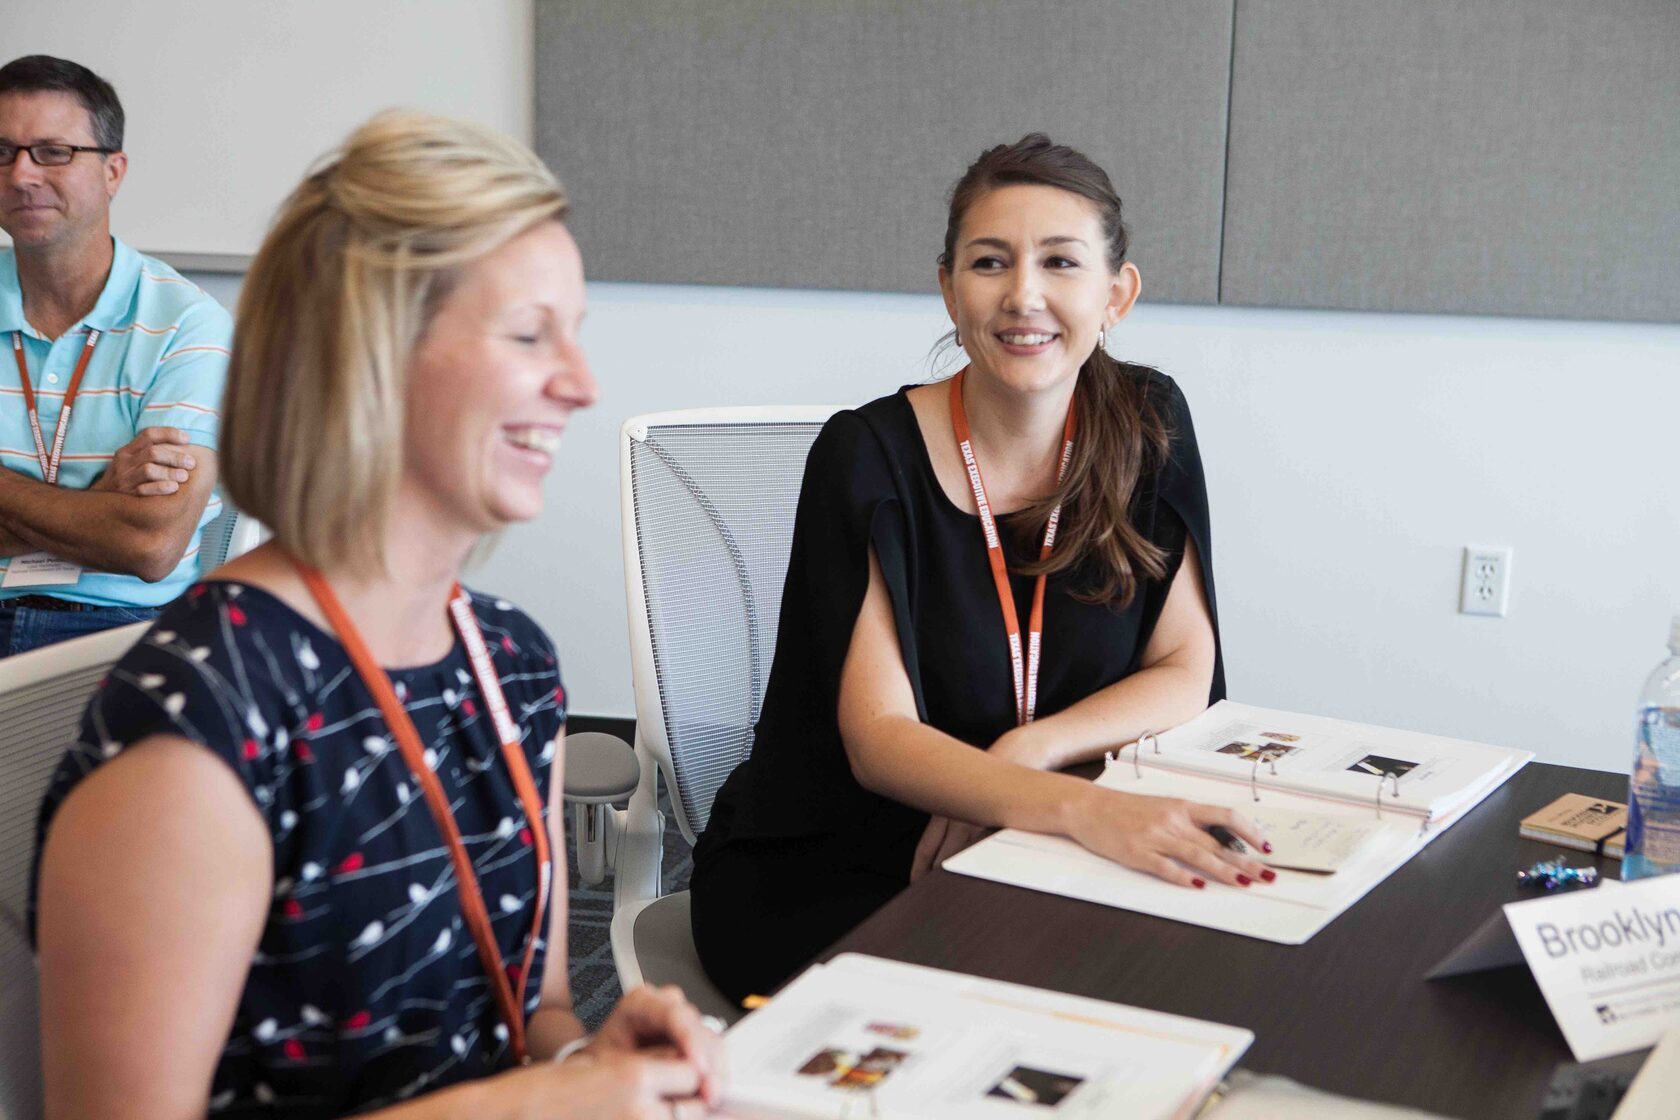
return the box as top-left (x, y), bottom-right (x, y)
top-left (0, 621), bottom-right (147, 1120)
top-left (196, 504), bottom-right (269, 574)
top-left (0, 917), bottom-right (41, 1120)
top-left (621, 407), bottom-right (838, 845)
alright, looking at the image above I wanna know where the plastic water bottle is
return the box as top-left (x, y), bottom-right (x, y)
top-left (1625, 615), bottom-right (1680, 879)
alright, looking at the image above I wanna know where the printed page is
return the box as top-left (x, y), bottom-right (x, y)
top-left (949, 772), bottom-right (1422, 943)
top-left (720, 956), bottom-right (1250, 1120)
top-left (1102, 755), bottom-right (1392, 873)
top-left (1612, 1025), bottom-right (1680, 1118)
top-left (945, 730), bottom-right (1525, 944)
top-left (1136, 702), bottom-right (1532, 819)
top-left (1244, 804), bottom-right (1386, 874)
top-left (947, 745), bottom-right (1520, 942)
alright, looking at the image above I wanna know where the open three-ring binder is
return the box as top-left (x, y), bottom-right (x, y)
top-left (943, 701), bottom-right (1534, 945)
top-left (719, 954), bottom-right (1251, 1120)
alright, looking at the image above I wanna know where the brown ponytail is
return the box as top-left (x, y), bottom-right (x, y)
top-left (939, 134), bottom-right (1171, 607)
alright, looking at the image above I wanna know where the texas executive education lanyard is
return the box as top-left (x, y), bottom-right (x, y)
top-left (298, 563), bottom-right (553, 1066)
top-left (12, 329), bottom-right (100, 485)
top-left (949, 368), bottom-right (1076, 726)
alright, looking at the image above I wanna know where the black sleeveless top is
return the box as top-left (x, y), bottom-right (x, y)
top-left (697, 371), bottom-right (1223, 877)
top-left (30, 581), bottom-right (565, 1117)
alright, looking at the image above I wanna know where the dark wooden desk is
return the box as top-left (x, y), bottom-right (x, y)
top-left (826, 762), bottom-right (1626, 1119)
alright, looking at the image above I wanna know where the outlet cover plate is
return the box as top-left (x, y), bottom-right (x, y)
top-left (1460, 546), bottom-right (1512, 617)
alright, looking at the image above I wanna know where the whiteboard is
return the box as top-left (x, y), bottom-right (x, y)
top-left (4, 0), bottom-right (532, 263)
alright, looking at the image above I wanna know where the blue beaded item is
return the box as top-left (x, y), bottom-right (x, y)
top-left (1517, 856), bottom-right (1600, 891)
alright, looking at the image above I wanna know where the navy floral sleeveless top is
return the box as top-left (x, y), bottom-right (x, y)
top-left (30, 581), bottom-right (566, 1116)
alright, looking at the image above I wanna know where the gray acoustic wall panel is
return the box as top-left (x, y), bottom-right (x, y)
top-left (1220, 0), bottom-right (1680, 322)
top-left (536, 1), bottom-right (1234, 303)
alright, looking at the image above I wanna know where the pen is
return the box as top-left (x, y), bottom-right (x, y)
top-left (1205, 824), bottom-right (1246, 853)
top-left (1207, 824), bottom-right (1273, 856)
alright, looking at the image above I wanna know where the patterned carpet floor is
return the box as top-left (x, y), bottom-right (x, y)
top-left (562, 788), bottom-right (694, 1031)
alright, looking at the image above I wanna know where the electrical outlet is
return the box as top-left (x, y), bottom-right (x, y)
top-left (1460, 546), bottom-right (1512, 617)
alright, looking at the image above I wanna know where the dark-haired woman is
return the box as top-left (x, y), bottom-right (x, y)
top-left (690, 134), bottom-right (1275, 1003)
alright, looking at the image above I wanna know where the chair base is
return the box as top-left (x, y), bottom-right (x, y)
top-left (563, 732), bottom-right (640, 885)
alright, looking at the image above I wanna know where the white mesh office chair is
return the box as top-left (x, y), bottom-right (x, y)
top-left (0, 622), bottom-right (149, 1120)
top-left (602, 406), bottom-right (837, 1024)
top-left (196, 504), bottom-right (269, 573)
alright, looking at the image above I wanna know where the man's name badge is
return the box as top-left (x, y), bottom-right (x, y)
top-left (2, 552), bottom-right (85, 588)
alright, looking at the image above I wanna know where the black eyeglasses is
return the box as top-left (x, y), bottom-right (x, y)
top-left (0, 143), bottom-right (117, 168)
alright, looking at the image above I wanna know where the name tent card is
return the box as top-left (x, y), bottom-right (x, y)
top-left (1506, 875), bottom-right (1680, 1061)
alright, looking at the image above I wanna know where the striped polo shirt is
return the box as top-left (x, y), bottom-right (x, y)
top-left (0, 237), bottom-right (231, 608)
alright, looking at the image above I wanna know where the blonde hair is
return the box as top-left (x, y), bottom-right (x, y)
top-left (221, 110), bottom-right (570, 574)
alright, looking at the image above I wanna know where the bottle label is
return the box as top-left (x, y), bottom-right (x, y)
top-left (1643, 706), bottom-right (1680, 784)
top-left (1630, 706), bottom-right (1680, 867)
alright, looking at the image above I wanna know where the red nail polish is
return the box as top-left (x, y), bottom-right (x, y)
top-left (1192, 878), bottom-right (1207, 889)
top-left (1236, 874), bottom-right (1253, 886)
top-left (1262, 841), bottom-right (1274, 853)
top-left (1260, 869), bottom-right (1277, 883)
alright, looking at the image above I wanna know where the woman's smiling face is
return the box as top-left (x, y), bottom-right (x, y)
top-left (939, 183), bottom-right (1138, 396)
top-left (400, 219), bottom-right (598, 539)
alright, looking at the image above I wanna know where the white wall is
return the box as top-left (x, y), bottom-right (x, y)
top-left (6, 0), bottom-right (532, 256)
top-left (461, 283), bottom-right (1678, 775)
top-left (91, 2), bottom-right (1674, 775)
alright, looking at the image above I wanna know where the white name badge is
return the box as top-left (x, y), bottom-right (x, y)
top-left (1, 551), bottom-right (84, 588)
top-left (1505, 875), bottom-right (1680, 1060)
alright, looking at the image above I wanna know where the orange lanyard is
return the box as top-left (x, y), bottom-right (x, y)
top-left (949, 368), bottom-right (1076, 725)
top-left (12, 329), bottom-right (100, 485)
top-left (297, 563), bottom-right (553, 1066)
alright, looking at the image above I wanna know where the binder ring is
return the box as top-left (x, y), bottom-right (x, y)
top-left (1248, 752), bottom-right (1278, 802)
top-left (1125, 730), bottom-right (1160, 779)
top-left (839, 1083), bottom-right (882, 1119)
top-left (1373, 772), bottom-right (1401, 818)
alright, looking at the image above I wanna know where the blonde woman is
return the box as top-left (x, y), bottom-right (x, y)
top-left (31, 112), bottom-right (723, 1119)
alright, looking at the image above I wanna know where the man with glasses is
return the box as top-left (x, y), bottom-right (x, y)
top-left (0, 55), bottom-right (229, 655)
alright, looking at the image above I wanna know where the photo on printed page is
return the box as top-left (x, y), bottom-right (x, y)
top-left (833, 1046), bottom-right (910, 1092)
top-left (1217, 740), bottom-right (1296, 764)
top-left (795, 1042), bottom-right (915, 1094)
top-left (985, 1064), bottom-right (1086, 1108)
top-left (1348, 754), bottom-right (1419, 780)
top-left (796, 1048), bottom-right (859, 1079)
